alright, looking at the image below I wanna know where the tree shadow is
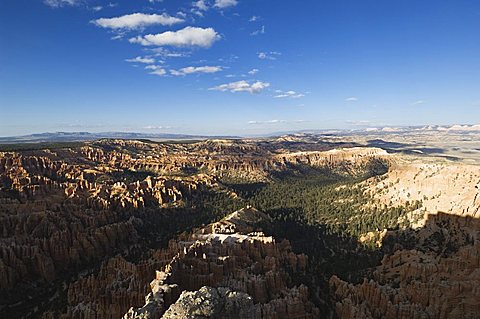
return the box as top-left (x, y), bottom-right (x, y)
top-left (257, 207), bottom-right (382, 317)
top-left (259, 209), bottom-right (480, 318)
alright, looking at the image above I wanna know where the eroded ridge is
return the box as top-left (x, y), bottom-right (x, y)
top-left (123, 207), bottom-right (319, 319)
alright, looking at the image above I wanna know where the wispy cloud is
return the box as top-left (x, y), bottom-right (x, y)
top-left (249, 15), bottom-right (260, 22)
top-left (258, 51), bottom-right (281, 60)
top-left (251, 26), bottom-right (265, 36)
top-left (345, 97), bottom-right (358, 102)
top-left (130, 26), bottom-right (220, 48)
top-left (171, 65), bottom-right (222, 76)
top-left (247, 68), bottom-right (259, 75)
top-left (346, 120), bottom-right (372, 126)
top-left (248, 120), bottom-right (286, 125)
top-left (149, 47), bottom-right (190, 58)
top-left (274, 90), bottom-right (305, 99)
top-left (92, 13), bottom-right (184, 30)
top-left (125, 56), bottom-right (155, 64)
top-left (43, 0), bottom-right (79, 8)
top-left (191, 0), bottom-right (237, 15)
top-left (214, 0), bottom-right (238, 9)
top-left (193, 0), bottom-right (208, 11)
top-left (210, 80), bottom-right (270, 94)
top-left (412, 100), bottom-right (425, 105)
top-left (145, 65), bottom-right (167, 76)
top-left (144, 125), bottom-right (172, 129)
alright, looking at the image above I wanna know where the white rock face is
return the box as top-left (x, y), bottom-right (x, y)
top-left (161, 286), bottom-right (254, 319)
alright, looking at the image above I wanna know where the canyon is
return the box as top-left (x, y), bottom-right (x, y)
top-left (0, 135), bottom-right (478, 318)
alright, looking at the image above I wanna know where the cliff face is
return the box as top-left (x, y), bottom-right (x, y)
top-left (331, 157), bottom-right (480, 319)
top-left (81, 140), bottom-right (388, 181)
top-left (365, 159), bottom-right (480, 221)
top-left (123, 207), bottom-right (319, 319)
top-left (329, 155), bottom-right (480, 319)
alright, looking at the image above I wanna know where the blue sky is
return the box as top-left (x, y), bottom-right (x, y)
top-left (0, 0), bottom-right (479, 136)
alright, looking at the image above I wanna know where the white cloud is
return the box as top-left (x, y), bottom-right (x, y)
top-left (258, 51), bottom-right (281, 60)
top-left (44, 0), bottom-right (78, 8)
top-left (125, 56), bottom-right (155, 64)
top-left (250, 25), bottom-right (265, 36)
top-left (191, 10), bottom-right (204, 17)
top-left (145, 65), bottom-right (162, 70)
top-left (193, 0), bottom-right (237, 13)
top-left (274, 90), bottom-right (305, 99)
top-left (412, 100), bottom-right (425, 105)
top-left (214, 0), bottom-right (238, 8)
top-left (144, 125), bottom-right (172, 129)
top-left (249, 15), bottom-right (260, 22)
top-left (130, 26), bottom-right (220, 48)
top-left (193, 0), bottom-right (208, 11)
top-left (169, 70), bottom-right (183, 76)
top-left (210, 80), bottom-right (270, 94)
top-left (150, 69), bottom-right (167, 76)
top-left (92, 13), bottom-right (184, 30)
top-left (247, 68), bottom-right (259, 75)
top-left (145, 65), bottom-right (167, 76)
top-left (248, 120), bottom-right (286, 125)
top-left (346, 120), bottom-right (372, 126)
top-left (170, 66), bottom-right (222, 76)
top-left (149, 47), bottom-right (189, 58)
top-left (345, 97), bottom-right (358, 101)
top-left (91, 6), bottom-right (103, 11)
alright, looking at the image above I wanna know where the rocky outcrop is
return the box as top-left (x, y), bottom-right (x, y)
top-left (123, 207), bottom-right (319, 319)
top-left (161, 286), bottom-right (254, 319)
top-left (160, 285), bottom-right (316, 319)
top-left (365, 159), bottom-right (480, 221)
top-left (330, 213), bottom-right (480, 319)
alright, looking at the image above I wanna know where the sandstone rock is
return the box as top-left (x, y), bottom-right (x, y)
top-left (161, 286), bottom-right (254, 319)
top-left (330, 213), bottom-right (480, 319)
top-left (123, 208), bottom-right (319, 319)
